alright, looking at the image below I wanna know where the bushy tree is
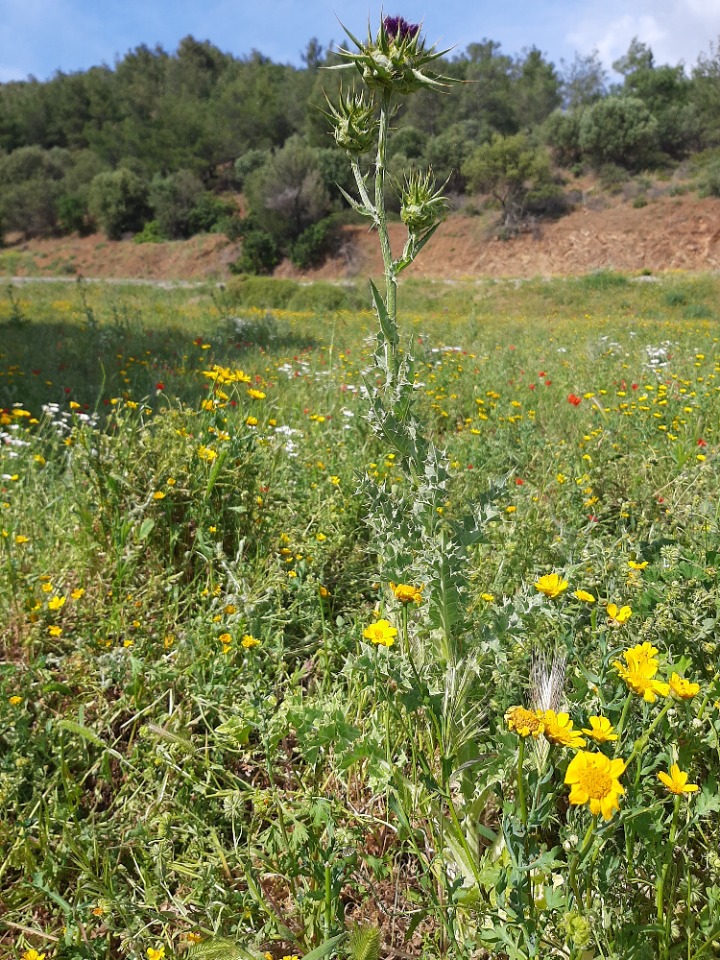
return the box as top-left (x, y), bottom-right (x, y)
top-left (544, 108), bottom-right (584, 167)
top-left (578, 96), bottom-right (659, 170)
top-left (0, 145), bottom-right (67, 236)
top-left (387, 125), bottom-right (427, 159)
top-left (425, 121), bottom-right (481, 193)
top-left (462, 132), bottom-right (560, 228)
top-left (233, 148), bottom-right (270, 189)
top-left (244, 135), bottom-right (331, 243)
top-left (560, 51), bottom-right (607, 109)
top-left (691, 37), bottom-right (720, 147)
top-left (613, 44), bottom-right (698, 159)
top-left (454, 41), bottom-right (517, 135)
top-left (510, 47), bottom-right (562, 128)
top-left (149, 169), bottom-right (205, 238)
top-left (88, 167), bottom-right (150, 239)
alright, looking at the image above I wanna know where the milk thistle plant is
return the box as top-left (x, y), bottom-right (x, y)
top-left (327, 16), bottom-right (496, 667)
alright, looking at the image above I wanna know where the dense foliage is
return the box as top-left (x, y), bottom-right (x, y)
top-left (0, 32), bottom-right (719, 255)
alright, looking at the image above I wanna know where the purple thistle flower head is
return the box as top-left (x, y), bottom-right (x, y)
top-left (383, 15), bottom-right (420, 42)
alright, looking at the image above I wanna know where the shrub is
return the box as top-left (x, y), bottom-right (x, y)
top-left (133, 220), bottom-right (165, 243)
top-left (225, 275), bottom-right (299, 308)
top-left (697, 159), bottom-right (720, 197)
top-left (578, 97), bottom-right (659, 170)
top-left (231, 229), bottom-right (281, 275)
top-left (189, 191), bottom-right (235, 234)
top-left (544, 108), bottom-right (584, 167)
top-left (288, 216), bottom-right (340, 269)
top-left (577, 270), bottom-right (629, 291)
top-left (88, 168), bottom-right (150, 239)
top-left (598, 163), bottom-right (630, 192)
top-left (56, 193), bottom-right (89, 234)
top-left (148, 170), bottom-right (231, 239)
top-left (215, 215), bottom-right (245, 241)
top-left (287, 282), bottom-right (358, 312)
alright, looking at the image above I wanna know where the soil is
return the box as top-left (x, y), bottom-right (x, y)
top-left (4, 189), bottom-right (720, 283)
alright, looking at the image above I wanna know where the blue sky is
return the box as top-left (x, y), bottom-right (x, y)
top-left (1, 0), bottom-right (718, 83)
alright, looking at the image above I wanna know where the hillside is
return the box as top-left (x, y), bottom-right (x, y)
top-left (3, 190), bottom-right (720, 282)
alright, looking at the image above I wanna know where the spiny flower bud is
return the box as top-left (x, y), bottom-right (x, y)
top-left (325, 89), bottom-right (377, 155)
top-left (332, 15), bottom-right (453, 97)
top-left (400, 169), bottom-right (448, 234)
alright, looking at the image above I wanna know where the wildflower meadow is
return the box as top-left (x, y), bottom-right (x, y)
top-left (3, 14), bottom-right (720, 960)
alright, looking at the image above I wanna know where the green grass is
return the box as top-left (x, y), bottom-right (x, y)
top-left (2, 274), bottom-right (720, 960)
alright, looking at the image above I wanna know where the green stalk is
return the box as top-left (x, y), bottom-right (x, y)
top-left (697, 672), bottom-right (719, 721)
top-left (656, 794), bottom-right (681, 959)
top-left (517, 736), bottom-right (528, 827)
top-left (613, 693), bottom-right (633, 755)
top-left (350, 156), bottom-right (375, 214)
top-left (625, 699), bottom-right (672, 768)
top-left (375, 89), bottom-right (397, 366)
top-left (568, 817), bottom-right (597, 909)
top-left (324, 861), bottom-right (333, 938)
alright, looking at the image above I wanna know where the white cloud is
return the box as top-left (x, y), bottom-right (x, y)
top-left (566, 0), bottom-right (719, 72)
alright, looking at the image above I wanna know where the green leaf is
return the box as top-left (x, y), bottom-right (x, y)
top-left (137, 517), bottom-right (155, 541)
top-left (57, 718), bottom-right (107, 750)
top-left (186, 938), bottom-right (257, 960)
top-left (369, 279), bottom-right (398, 347)
top-left (348, 924), bottom-right (380, 960)
top-left (302, 933), bottom-right (346, 960)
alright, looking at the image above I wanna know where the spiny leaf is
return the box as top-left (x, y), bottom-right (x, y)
top-left (369, 279), bottom-right (398, 346)
top-left (348, 924), bottom-right (381, 960)
top-left (186, 937), bottom-right (257, 960)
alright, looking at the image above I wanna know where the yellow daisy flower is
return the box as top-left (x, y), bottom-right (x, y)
top-left (581, 716), bottom-right (618, 743)
top-left (505, 705), bottom-right (545, 738)
top-left (543, 710), bottom-right (586, 749)
top-left (389, 582), bottom-right (423, 604)
top-left (534, 573), bottom-right (569, 599)
top-left (657, 763), bottom-right (699, 795)
top-left (565, 751), bottom-right (626, 820)
top-left (607, 603), bottom-right (632, 625)
top-left (362, 619), bottom-right (397, 647)
top-left (668, 673), bottom-right (700, 700)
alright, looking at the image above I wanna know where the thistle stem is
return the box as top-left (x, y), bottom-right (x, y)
top-left (375, 90), bottom-right (397, 357)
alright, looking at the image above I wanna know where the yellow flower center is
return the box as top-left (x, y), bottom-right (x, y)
top-left (579, 767), bottom-right (613, 800)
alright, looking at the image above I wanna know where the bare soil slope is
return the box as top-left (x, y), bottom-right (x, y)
top-left (5, 192), bottom-right (720, 282)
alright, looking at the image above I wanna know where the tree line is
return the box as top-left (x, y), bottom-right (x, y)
top-left (1, 33), bottom-right (719, 268)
